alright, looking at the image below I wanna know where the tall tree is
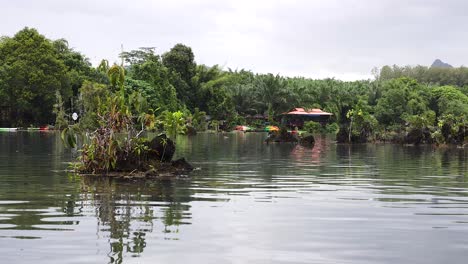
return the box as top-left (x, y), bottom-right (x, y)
top-left (162, 44), bottom-right (196, 107)
top-left (122, 48), bottom-right (181, 113)
top-left (374, 77), bottom-right (429, 126)
top-left (0, 27), bottom-right (68, 126)
top-left (53, 38), bottom-right (98, 97)
top-left (193, 65), bottom-right (235, 119)
top-left (253, 74), bottom-right (289, 119)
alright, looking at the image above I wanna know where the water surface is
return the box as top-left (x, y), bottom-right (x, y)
top-left (0, 132), bottom-right (467, 263)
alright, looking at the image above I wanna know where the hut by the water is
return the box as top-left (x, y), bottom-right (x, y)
top-left (281, 108), bottom-right (332, 129)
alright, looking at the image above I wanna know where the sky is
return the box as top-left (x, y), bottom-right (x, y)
top-left (0, 0), bottom-right (467, 80)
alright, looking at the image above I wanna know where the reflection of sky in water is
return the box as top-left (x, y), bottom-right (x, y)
top-left (0, 132), bottom-right (467, 263)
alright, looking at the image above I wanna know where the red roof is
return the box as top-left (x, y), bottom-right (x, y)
top-left (283, 108), bottom-right (332, 116)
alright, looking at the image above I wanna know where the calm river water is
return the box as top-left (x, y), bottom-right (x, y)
top-left (0, 132), bottom-right (467, 263)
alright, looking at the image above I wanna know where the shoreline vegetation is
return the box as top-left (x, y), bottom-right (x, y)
top-left (0, 27), bottom-right (467, 177)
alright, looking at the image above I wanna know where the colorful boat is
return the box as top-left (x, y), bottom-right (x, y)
top-left (264, 125), bottom-right (280, 132)
top-left (26, 126), bottom-right (50, 131)
top-left (0, 128), bottom-right (18, 132)
top-left (235, 125), bottom-right (252, 132)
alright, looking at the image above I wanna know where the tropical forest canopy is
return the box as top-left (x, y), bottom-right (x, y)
top-left (0, 27), bottom-right (467, 144)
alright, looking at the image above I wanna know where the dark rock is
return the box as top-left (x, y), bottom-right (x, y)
top-left (299, 135), bottom-right (315, 147)
top-left (146, 134), bottom-right (175, 162)
top-left (171, 158), bottom-right (194, 171)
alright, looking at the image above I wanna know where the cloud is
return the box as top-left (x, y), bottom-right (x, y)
top-left (1, 0), bottom-right (467, 80)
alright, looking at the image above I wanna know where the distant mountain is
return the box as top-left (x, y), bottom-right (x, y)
top-left (431, 59), bottom-right (453, 68)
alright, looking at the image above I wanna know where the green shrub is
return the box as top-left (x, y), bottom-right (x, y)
top-left (325, 123), bottom-right (339, 134)
top-left (192, 108), bottom-right (207, 131)
top-left (303, 121), bottom-right (323, 133)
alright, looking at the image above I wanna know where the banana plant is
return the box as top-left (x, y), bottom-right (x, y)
top-left (159, 111), bottom-right (186, 140)
top-left (107, 64), bottom-right (125, 96)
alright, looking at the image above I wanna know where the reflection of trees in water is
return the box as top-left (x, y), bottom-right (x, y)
top-left (290, 135), bottom-right (331, 164)
top-left (334, 143), bottom-right (378, 181)
top-left (441, 148), bottom-right (467, 175)
top-left (80, 177), bottom-right (192, 264)
top-left (181, 133), bottom-right (337, 189)
top-left (0, 132), bottom-right (82, 232)
top-left (335, 143), bottom-right (376, 163)
top-left (335, 143), bottom-right (468, 196)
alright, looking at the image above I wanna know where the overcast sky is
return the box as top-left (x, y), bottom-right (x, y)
top-left (1, 0), bottom-right (466, 80)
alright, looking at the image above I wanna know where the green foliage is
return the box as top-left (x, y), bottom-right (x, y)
top-left (127, 90), bottom-right (156, 131)
top-left (209, 120), bottom-right (220, 132)
top-left (108, 64), bottom-right (125, 96)
top-left (205, 87), bottom-right (235, 120)
top-left (158, 111), bottom-right (186, 140)
top-left (122, 47), bottom-right (181, 113)
top-left (254, 74), bottom-right (289, 119)
top-left (248, 119), bottom-right (265, 129)
top-left (191, 108), bottom-right (207, 131)
top-left (436, 114), bottom-right (467, 144)
top-left (430, 86), bottom-right (468, 117)
top-left (193, 65), bottom-right (236, 119)
top-left (162, 44), bottom-right (196, 83)
top-left (0, 27), bottom-right (68, 126)
top-left (303, 121), bottom-right (323, 133)
top-left (120, 47), bottom-right (157, 65)
top-left (0, 27), bottom-right (102, 126)
top-left (1, 27), bottom-right (467, 147)
top-left (404, 111), bottom-right (436, 130)
top-left (97, 59), bottom-right (109, 74)
top-left (78, 81), bottom-right (110, 129)
top-left (325, 123), bottom-right (339, 134)
top-left (53, 38), bottom-right (99, 96)
top-left (225, 114), bottom-right (246, 131)
top-left (378, 64), bottom-right (468, 88)
top-left (346, 99), bottom-right (378, 141)
top-left (53, 90), bottom-right (68, 129)
top-left (162, 44), bottom-right (196, 106)
top-left (64, 93), bottom-right (154, 173)
top-left (80, 94), bottom-right (132, 173)
top-left (61, 126), bottom-right (77, 149)
top-left (374, 78), bottom-right (429, 126)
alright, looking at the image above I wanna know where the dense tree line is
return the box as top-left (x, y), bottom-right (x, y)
top-left (378, 64), bottom-right (468, 92)
top-left (0, 28), bottom-right (466, 144)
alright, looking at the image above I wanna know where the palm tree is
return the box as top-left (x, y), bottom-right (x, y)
top-left (254, 74), bottom-right (289, 120)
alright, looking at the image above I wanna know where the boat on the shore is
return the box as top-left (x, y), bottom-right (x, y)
top-left (26, 126), bottom-right (50, 131)
top-left (0, 126), bottom-right (50, 132)
top-left (234, 125), bottom-right (252, 132)
top-left (0, 128), bottom-right (18, 132)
